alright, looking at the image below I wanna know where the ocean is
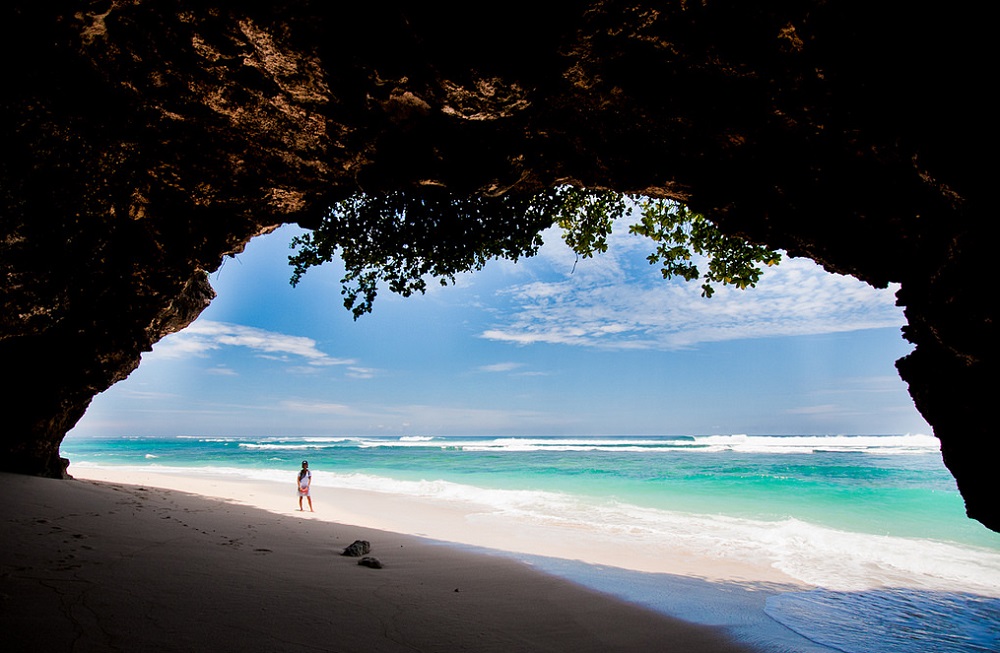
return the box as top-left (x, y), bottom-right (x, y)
top-left (61, 433), bottom-right (1000, 653)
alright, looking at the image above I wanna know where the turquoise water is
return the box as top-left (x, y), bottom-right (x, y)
top-left (61, 433), bottom-right (1000, 652)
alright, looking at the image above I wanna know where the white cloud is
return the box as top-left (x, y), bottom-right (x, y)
top-left (279, 399), bottom-right (355, 415)
top-left (206, 366), bottom-right (239, 376)
top-left (478, 362), bottom-right (524, 373)
top-left (150, 320), bottom-right (355, 366)
top-left (785, 404), bottom-right (840, 416)
top-left (286, 365), bottom-right (326, 375)
top-left (480, 221), bottom-right (905, 351)
top-left (346, 367), bottom-right (378, 379)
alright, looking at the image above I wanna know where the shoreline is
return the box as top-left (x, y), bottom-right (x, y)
top-left (69, 464), bottom-right (807, 586)
top-left (0, 468), bottom-right (823, 652)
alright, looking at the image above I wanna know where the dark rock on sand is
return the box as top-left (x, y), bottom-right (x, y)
top-left (342, 540), bottom-right (371, 557)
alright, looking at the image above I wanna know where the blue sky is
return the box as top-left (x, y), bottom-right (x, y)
top-left (69, 212), bottom-right (930, 439)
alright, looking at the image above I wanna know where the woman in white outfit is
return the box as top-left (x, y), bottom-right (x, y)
top-left (297, 460), bottom-right (313, 511)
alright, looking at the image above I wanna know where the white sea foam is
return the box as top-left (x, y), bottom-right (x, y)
top-left (305, 469), bottom-right (998, 595)
top-left (297, 437), bottom-right (360, 443)
top-left (239, 443), bottom-right (309, 450)
top-left (182, 437), bottom-right (243, 442)
top-left (237, 441), bottom-right (356, 451)
top-left (183, 434), bottom-right (941, 455)
top-left (689, 433), bottom-right (940, 455)
top-left (453, 434), bottom-right (939, 455)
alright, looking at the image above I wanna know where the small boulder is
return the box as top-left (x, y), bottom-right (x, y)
top-left (341, 540), bottom-right (371, 557)
top-left (358, 556), bottom-right (383, 569)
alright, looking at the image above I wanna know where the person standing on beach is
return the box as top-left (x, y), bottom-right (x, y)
top-left (297, 460), bottom-right (313, 511)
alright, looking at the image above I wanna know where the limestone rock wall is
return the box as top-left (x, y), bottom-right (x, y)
top-left (2, 2), bottom-right (994, 530)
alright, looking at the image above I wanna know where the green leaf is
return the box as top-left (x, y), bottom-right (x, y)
top-left (288, 188), bottom-right (781, 318)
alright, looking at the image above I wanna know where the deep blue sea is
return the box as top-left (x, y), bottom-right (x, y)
top-left (61, 433), bottom-right (1000, 653)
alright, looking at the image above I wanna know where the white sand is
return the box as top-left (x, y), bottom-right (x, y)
top-left (0, 469), bottom-right (796, 651)
top-left (71, 465), bottom-right (802, 585)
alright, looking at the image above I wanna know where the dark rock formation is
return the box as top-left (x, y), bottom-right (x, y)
top-left (358, 556), bottom-right (383, 569)
top-left (1, 3), bottom-right (995, 530)
top-left (342, 540), bottom-right (372, 557)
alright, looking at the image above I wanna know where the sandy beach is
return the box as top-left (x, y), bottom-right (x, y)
top-left (0, 468), bottom-right (810, 652)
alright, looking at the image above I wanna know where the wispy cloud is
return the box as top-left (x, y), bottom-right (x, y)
top-left (151, 320), bottom-right (355, 366)
top-left (206, 366), bottom-right (239, 376)
top-left (346, 367), bottom-right (378, 379)
top-left (481, 223), bottom-right (904, 351)
top-left (279, 399), bottom-right (355, 415)
top-left (478, 362), bottom-right (525, 373)
top-left (785, 404), bottom-right (840, 416)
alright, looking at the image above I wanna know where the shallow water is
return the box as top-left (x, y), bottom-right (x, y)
top-left (765, 588), bottom-right (1000, 653)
